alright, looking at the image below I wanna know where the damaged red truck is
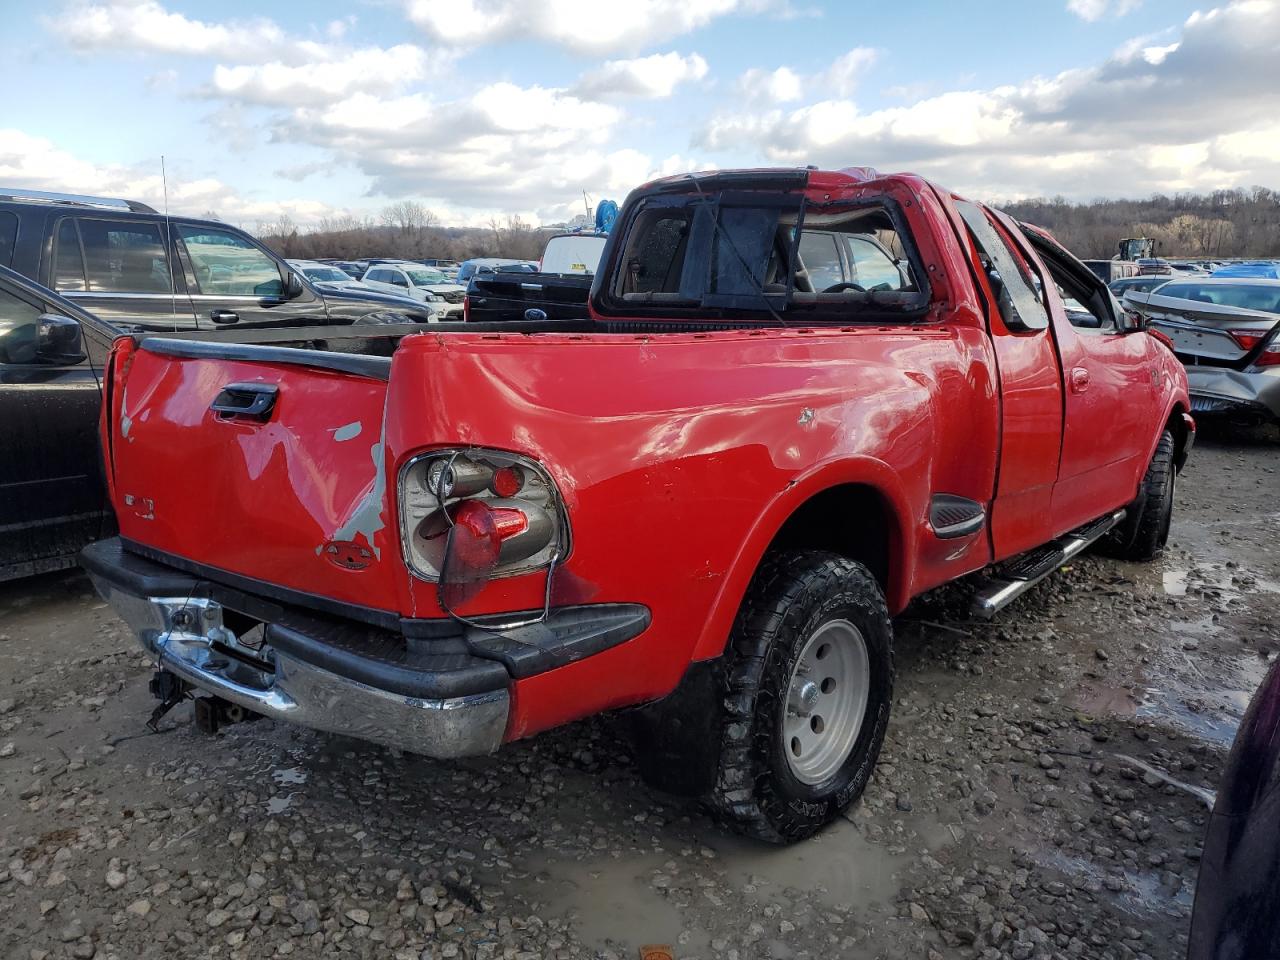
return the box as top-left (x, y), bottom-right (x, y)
top-left (82, 167), bottom-right (1192, 842)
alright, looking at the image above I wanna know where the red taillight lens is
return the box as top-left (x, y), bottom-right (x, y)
top-left (1256, 340), bottom-right (1280, 368)
top-left (437, 500), bottom-right (532, 607)
top-left (1229, 329), bottom-right (1266, 351)
top-left (491, 465), bottom-right (523, 498)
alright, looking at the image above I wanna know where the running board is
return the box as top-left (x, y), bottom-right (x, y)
top-left (970, 510), bottom-right (1126, 619)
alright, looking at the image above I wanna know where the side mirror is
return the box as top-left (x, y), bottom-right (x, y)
top-left (285, 271), bottom-right (305, 299)
top-left (1121, 308), bottom-right (1146, 333)
top-left (35, 314), bottom-right (87, 364)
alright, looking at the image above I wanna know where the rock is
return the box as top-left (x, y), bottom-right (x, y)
top-left (58, 920), bottom-right (85, 942)
top-left (19, 778), bottom-right (43, 800)
top-left (909, 903), bottom-right (931, 922)
top-left (0, 742), bottom-right (15, 758)
top-left (71, 943), bottom-right (95, 960)
top-left (0, 698), bottom-right (15, 715)
top-left (105, 867), bottom-right (127, 890)
top-left (346, 908), bottom-right (370, 926)
top-left (205, 908), bottom-right (232, 928)
top-left (126, 899), bottom-right (152, 917)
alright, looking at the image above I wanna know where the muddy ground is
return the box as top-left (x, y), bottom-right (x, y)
top-left (2, 425), bottom-right (1277, 960)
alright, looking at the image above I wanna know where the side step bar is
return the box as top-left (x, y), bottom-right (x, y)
top-left (970, 509), bottom-right (1126, 619)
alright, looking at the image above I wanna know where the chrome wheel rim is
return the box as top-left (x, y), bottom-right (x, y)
top-left (782, 618), bottom-right (870, 785)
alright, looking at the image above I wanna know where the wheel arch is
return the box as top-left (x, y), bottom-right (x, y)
top-left (689, 458), bottom-right (914, 662)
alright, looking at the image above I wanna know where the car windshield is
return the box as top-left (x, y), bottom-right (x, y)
top-left (1155, 281), bottom-right (1280, 314)
top-left (303, 266), bottom-right (347, 282)
top-left (405, 269), bottom-right (447, 284)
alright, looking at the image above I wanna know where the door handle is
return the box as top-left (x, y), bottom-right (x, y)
top-left (210, 382), bottom-right (277, 421)
top-left (210, 310), bottom-right (240, 324)
top-left (1070, 367), bottom-right (1091, 393)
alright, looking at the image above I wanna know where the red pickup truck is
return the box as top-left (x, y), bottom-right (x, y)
top-left (81, 167), bottom-right (1192, 842)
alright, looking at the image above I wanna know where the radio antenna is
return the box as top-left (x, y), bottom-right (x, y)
top-left (161, 155), bottom-right (179, 330)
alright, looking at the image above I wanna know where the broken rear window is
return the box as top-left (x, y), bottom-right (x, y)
top-left (609, 192), bottom-right (928, 321)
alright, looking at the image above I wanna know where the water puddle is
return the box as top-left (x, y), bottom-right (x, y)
top-left (272, 766), bottom-right (308, 786)
top-left (524, 851), bottom-right (705, 952)
top-left (712, 815), bottom-right (906, 909)
top-left (1161, 562), bottom-right (1280, 599)
top-left (1038, 850), bottom-right (1192, 915)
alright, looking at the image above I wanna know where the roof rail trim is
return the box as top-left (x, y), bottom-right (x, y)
top-left (0, 187), bottom-right (158, 215)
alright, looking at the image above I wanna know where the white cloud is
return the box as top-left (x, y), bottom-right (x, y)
top-left (698, 0), bottom-right (1280, 200)
top-left (574, 52), bottom-right (709, 99)
top-left (737, 67), bottom-right (804, 103)
top-left (822, 47), bottom-right (878, 97)
top-left (54, 0), bottom-right (301, 61)
top-left (1067, 0), bottom-right (1143, 21)
top-left (735, 47), bottom-right (876, 104)
top-left (210, 45), bottom-right (433, 107)
top-left (0, 128), bottom-right (341, 226)
top-left (401, 0), bottom-right (742, 53)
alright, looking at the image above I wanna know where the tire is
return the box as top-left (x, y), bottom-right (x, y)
top-left (1103, 429), bottom-right (1176, 561)
top-left (707, 550), bottom-right (894, 843)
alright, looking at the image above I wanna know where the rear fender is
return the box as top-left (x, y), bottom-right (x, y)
top-left (689, 456), bottom-right (913, 662)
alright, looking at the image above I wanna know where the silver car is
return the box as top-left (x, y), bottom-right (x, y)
top-left (1124, 277), bottom-right (1280, 424)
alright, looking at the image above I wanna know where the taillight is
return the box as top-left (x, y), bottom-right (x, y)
top-left (1229, 329), bottom-right (1266, 351)
top-left (462, 295), bottom-right (470, 322)
top-left (1256, 337), bottom-right (1280, 368)
top-left (398, 449), bottom-right (567, 605)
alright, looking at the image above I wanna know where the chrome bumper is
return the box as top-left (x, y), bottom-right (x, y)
top-left (88, 577), bottom-right (509, 758)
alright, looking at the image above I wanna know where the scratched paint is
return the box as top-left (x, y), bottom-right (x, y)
top-left (121, 413), bottom-right (133, 437)
top-left (334, 421), bottom-right (362, 442)
top-left (328, 413), bottom-right (387, 560)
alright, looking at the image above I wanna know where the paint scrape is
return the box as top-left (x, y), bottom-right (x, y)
top-left (334, 421), bottom-right (362, 442)
top-left (329, 414), bottom-right (387, 560)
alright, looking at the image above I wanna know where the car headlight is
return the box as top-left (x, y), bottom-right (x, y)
top-left (398, 449), bottom-right (569, 605)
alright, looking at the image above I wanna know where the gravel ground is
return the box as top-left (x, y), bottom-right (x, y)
top-left (1, 425), bottom-right (1277, 960)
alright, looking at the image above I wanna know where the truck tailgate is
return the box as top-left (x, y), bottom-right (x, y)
top-left (106, 338), bottom-right (400, 612)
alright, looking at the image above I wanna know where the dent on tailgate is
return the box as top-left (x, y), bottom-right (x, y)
top-left (107, 341), bottom-right (401, 613)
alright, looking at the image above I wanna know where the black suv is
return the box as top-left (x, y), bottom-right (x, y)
top-left (0, 189), bottom-right (436, 329)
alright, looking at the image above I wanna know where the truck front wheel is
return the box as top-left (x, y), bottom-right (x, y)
top-left (1103, 429), bottom-right (1176, 562)
top-left (709, 550), bottom-right (894, 843)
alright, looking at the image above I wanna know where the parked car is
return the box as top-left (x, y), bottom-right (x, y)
top-left (421, 258), bottom-right (461, 278)
top-left (1137, 257), bottom-right (1173, 276)
top-left (323, 260), bottom-right (368, 279)
top-left (1212, 261), bottom-right (1280, 280)
top-left (455, 258), bottom-right (536, 284)
top-left (1123, 277), bottom-right (1280, 425)
top-left (81, 166), bottom-right (1191, 843)
top-left (1108, 275), bottom-right (1175, 297)
top-left (0, 264), bottom-right (117, 581)
top-left (1188, 656), bottom-right (1280, 959)
top-left (0, 189), bottom-right (438, 329)
top-left (286, 259), bottom-right (380, 294)
top-left (360, 263), bottom-right (465, 318)
top-left (1084, 259), bottom-right (1139, 284)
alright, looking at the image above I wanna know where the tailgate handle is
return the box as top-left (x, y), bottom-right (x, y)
top-left (211, 382), bottom-right (278, 420)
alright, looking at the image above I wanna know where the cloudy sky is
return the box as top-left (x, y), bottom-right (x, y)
top-left (2, 0), bottom-right (1277, 228)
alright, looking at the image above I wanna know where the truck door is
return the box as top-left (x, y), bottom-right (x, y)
top-left (1011, 225), bottom-right (1159, 526)
top-left (955, 201), bottom-right (1064, 559)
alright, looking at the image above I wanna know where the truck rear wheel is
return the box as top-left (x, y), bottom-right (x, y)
top-left (709, 550), bottom-right (894, 843)
top-left (1103, 429), bottom-right (1176, 562)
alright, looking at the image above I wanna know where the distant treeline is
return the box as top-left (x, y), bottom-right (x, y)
top-left (254, 201), bottom-right (575, 263)
top-left (252, 188), bottom-right (1280, 265)
top-left (1000, 187), bottom-right (1280, 260)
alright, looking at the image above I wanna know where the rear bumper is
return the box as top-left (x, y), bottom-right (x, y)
top-left (81, 538), bottom-right (649, 758)
top-left (1187, 368), bottom-right (1280, 421)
